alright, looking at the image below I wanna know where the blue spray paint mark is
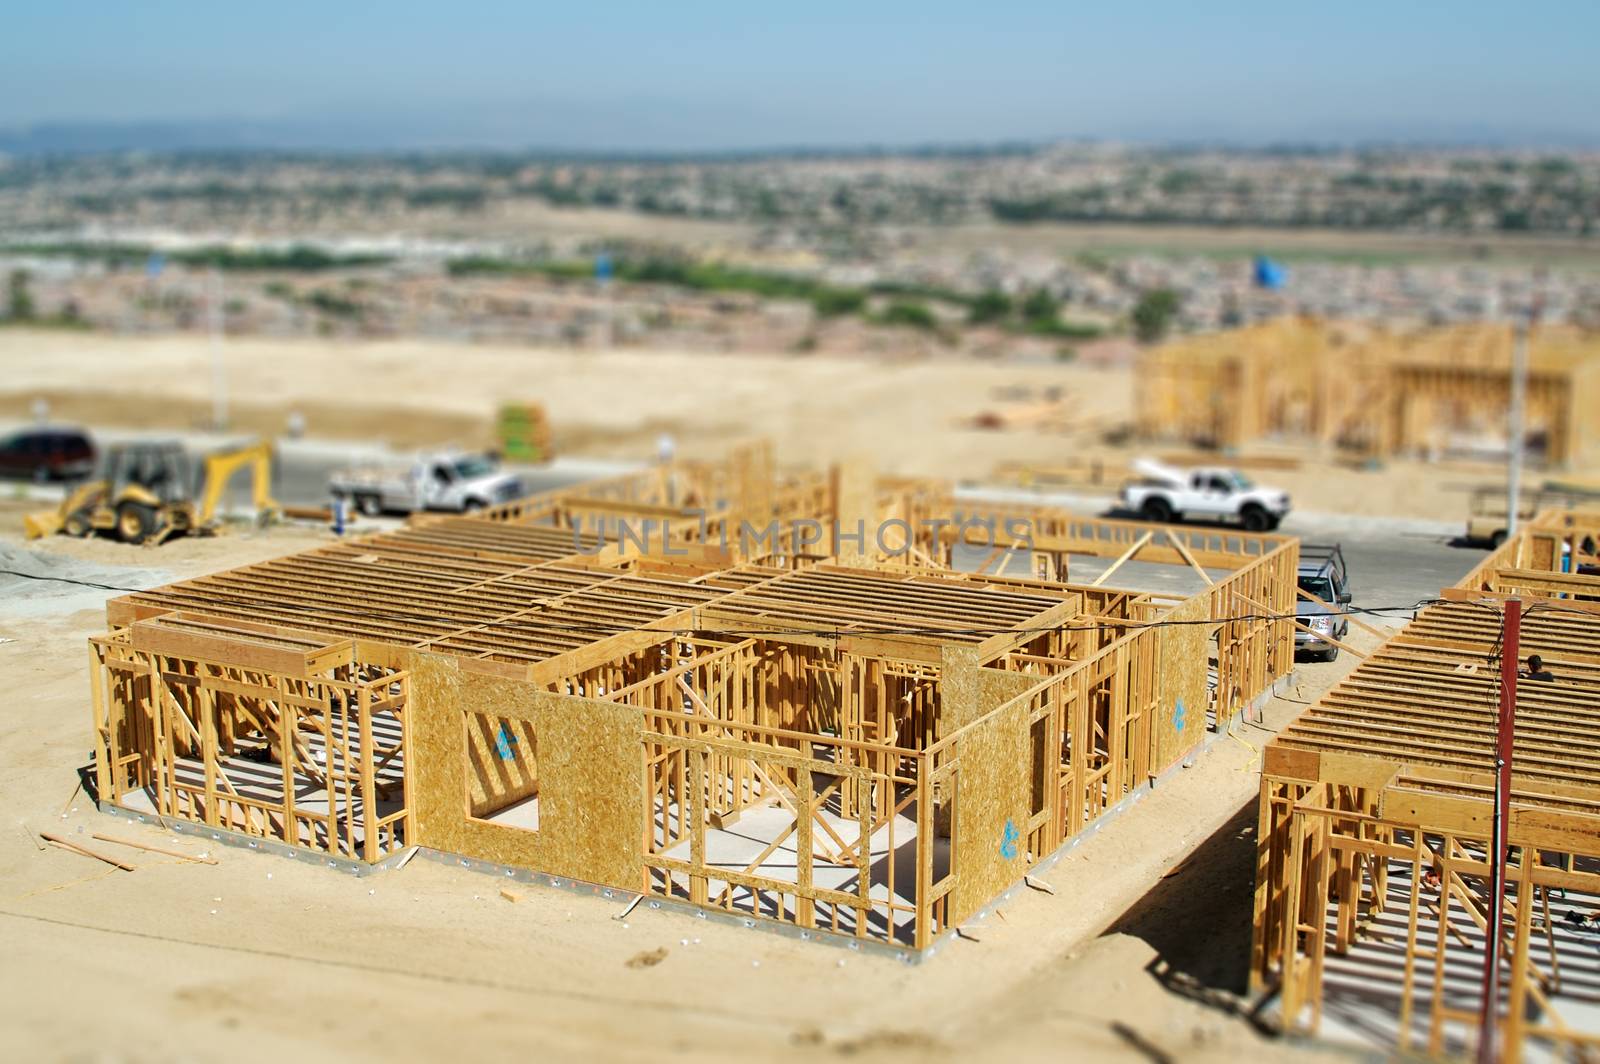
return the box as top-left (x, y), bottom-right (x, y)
top-left (495, 725), bottom-right (518, 760)
top-left (1000, 818), bottom-right (1020, 860)
top-left (1173, 698), bottom-right (1187, 733)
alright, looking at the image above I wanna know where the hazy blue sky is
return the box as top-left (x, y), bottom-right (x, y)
top-left (2, 1), bottom-right (1595, 149)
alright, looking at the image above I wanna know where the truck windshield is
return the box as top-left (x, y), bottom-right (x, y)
top-left (1297, 575), bottom-right (1335, 601)
top-left (1231, 472), bottom-right (1255, 491)
top-left (451, 455), bottom-right (497, 479)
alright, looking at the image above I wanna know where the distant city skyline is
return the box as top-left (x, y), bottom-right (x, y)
top-left (3, 2), bottom-right (1597, 152)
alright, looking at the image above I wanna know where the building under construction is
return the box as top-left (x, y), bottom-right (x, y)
top-left (1137, 318), bottom-right (1600, 467)
top-left (86, 444), bottom-right (1298, 956)
top-left (1251, 506), bottom-right (1600, 1060)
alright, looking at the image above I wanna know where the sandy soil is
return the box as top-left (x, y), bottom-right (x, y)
top-left (0, 329), bottom-right (1511, 523)
top-left (0, 511), bottom-right (1371, 1063)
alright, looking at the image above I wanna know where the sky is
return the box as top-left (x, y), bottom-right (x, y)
top-left (1, 1), bottom-right (1596, 151)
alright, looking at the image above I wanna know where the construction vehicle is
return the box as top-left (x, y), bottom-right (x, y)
top-left (23, 440), bottom-right (279, 545)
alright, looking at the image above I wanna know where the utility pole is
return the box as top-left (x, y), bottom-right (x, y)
top-left (1504, 300), bottom-right (1538, 541)
top-left (1477, 597), bottom-right (1521, 1064)
top-left (209, 266), bottom-right (228, 430)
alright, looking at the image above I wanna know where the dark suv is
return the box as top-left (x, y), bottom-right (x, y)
top-left (0, 427), bottom-right (96, 482)
top-left (1296, 544), bottom-right (1352, 661)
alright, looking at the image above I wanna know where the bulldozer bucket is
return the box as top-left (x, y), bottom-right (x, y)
top-left (22, 509), bottom-right (64, 540)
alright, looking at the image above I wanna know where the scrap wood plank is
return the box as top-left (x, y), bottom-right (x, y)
top-left (91, 832), bottom-right (219, 864)
top-left (40, 832), bottom-right (135, 871)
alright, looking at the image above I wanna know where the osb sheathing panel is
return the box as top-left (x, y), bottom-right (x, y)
top-left (978, 667), bottom-right (1039, 724)
top-left (830, 455), bottom-right (877, 567)
top-left (409, 652), bottom-right (645, 891)
top-left (939, 645), bottom-right (983, 736)
top-left (949, 694), bottom-right (1031, 925)
top-left (1153, 592), bottom-right (1210, 771)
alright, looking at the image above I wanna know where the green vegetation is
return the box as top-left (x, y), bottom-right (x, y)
top-left (811, 286), bottom-right (866, 317)
top-left (967, 289), bottom-right (1013, 324)
top-left (962, 285), bottom-right (1102, 339)
top-left (1, 269), bottom-right (90, 330)
top-left (173, 245), bottom-right (392, 271)
top-left (6, 269), bottom-right (35, 321)
top-left (303, 289), bottom-right (363, 318)
top-left (1020, 288), bottom-right (1059, 324)
top-left (873, 300), bottom-right (938, 331)
top-left (447, 254), bottom-right (885, 321)
top-left (404, 185), bottom-right (487, 210)
top-left (0, 241), bottom-right (392, 272)
top-left (1131, 288), bottom-right (1181, 343)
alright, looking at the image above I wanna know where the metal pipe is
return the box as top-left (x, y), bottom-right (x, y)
top-left (1505, 316), bottom-right (1528, 541)
top-left (1478, 597), bottom-right (1520, 1064)
top-left (209, 266), bottom-right (227, 430)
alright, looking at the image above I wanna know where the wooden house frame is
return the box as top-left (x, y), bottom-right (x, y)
top-left (1138, 319), bottom-right (1600, 467)
top-left (87, 446), bottom-right (1298, 956)
top-left (1250, 508), bottom-right (1600, 1059)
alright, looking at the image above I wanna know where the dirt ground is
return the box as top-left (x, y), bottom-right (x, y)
top-left (0, 328), bottom-right (1513, 522)
top-left (0, 505), bottom-right (1373, 1063)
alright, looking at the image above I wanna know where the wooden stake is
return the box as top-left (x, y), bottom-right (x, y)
top-left (58, 780), bottom-right (83, 817)
top-left (19, 820), bottom-right (47, 852)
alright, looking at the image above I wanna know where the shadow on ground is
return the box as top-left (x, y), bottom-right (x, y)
top-left (1101, 799), bottom-right (1275, 1030)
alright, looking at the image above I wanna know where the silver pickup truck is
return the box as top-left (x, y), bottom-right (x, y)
top-left (1296, 543), bottom-right (1352, 661)
top-left (329, 451), bottom-right (523, 516)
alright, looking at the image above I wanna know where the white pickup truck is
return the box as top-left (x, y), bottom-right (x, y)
top-left (1119, 458), bottom-right (1291, 531)
top-left (329, 451), bottom-right (523, 516)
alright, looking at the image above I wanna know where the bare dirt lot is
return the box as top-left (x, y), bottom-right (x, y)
top-left (0, 328), bottom-right (1512, 522)
top-left (0, 505), bottom-right (1368, 1063)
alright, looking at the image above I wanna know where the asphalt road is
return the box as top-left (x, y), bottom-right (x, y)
top-left (958, 486), bottom-right (1485, 623)
top-left (8, 424), bottom-right (1488, 619)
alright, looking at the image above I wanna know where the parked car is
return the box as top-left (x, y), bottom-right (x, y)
top-left (328, 450), bottom-right (523, 515)
top-left (0, 426), bottom-right (96, 482)
top-left (1119, 458), bottom-right (1291, 531)
top-left (1296, 544), bottom-right (1352, 661)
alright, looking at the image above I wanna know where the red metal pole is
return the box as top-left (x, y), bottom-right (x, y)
top-left (1478, 597), bottom-right (1520, 1064)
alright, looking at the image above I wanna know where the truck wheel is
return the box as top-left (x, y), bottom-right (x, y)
top-left (356, 494), bottom-right (382, 517)
top-left (462, 497), bottom-right (486, 513)
top-left (1321, 646), bottom-right (1340, 663)
top-left (1490, 529), bottom-right (1507, 548)
top-left (116, 502), bottom-right (159, 545)
top-left (1241, 504), bottom-right (1271, 532)
top-left (1139, 497), bottom-right (1174, 523)
top-left (63, 510), bottom-right (92, 537)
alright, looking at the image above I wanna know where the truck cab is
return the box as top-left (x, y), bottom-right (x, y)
top-left (1119, 459), bottom-right (1292, 531)
top-left (1296, 544), bottom-right (1352, 661)
top-left (330, 451), bottom-right (523, 516)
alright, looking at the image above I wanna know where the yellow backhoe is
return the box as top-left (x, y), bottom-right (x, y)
top-left (24, 440), bottom-right (280, 545)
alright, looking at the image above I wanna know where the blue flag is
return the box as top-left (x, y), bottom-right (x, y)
top-left (1253, 256), bottom-right (1287, 290)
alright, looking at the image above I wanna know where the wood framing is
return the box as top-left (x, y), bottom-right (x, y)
top-left (84, 445), bottom-right (1298, 954)
top-left (1138, 318), bottom-right (1600, 467)
top-left (1250, 510), bottom-right (1600, 1059)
